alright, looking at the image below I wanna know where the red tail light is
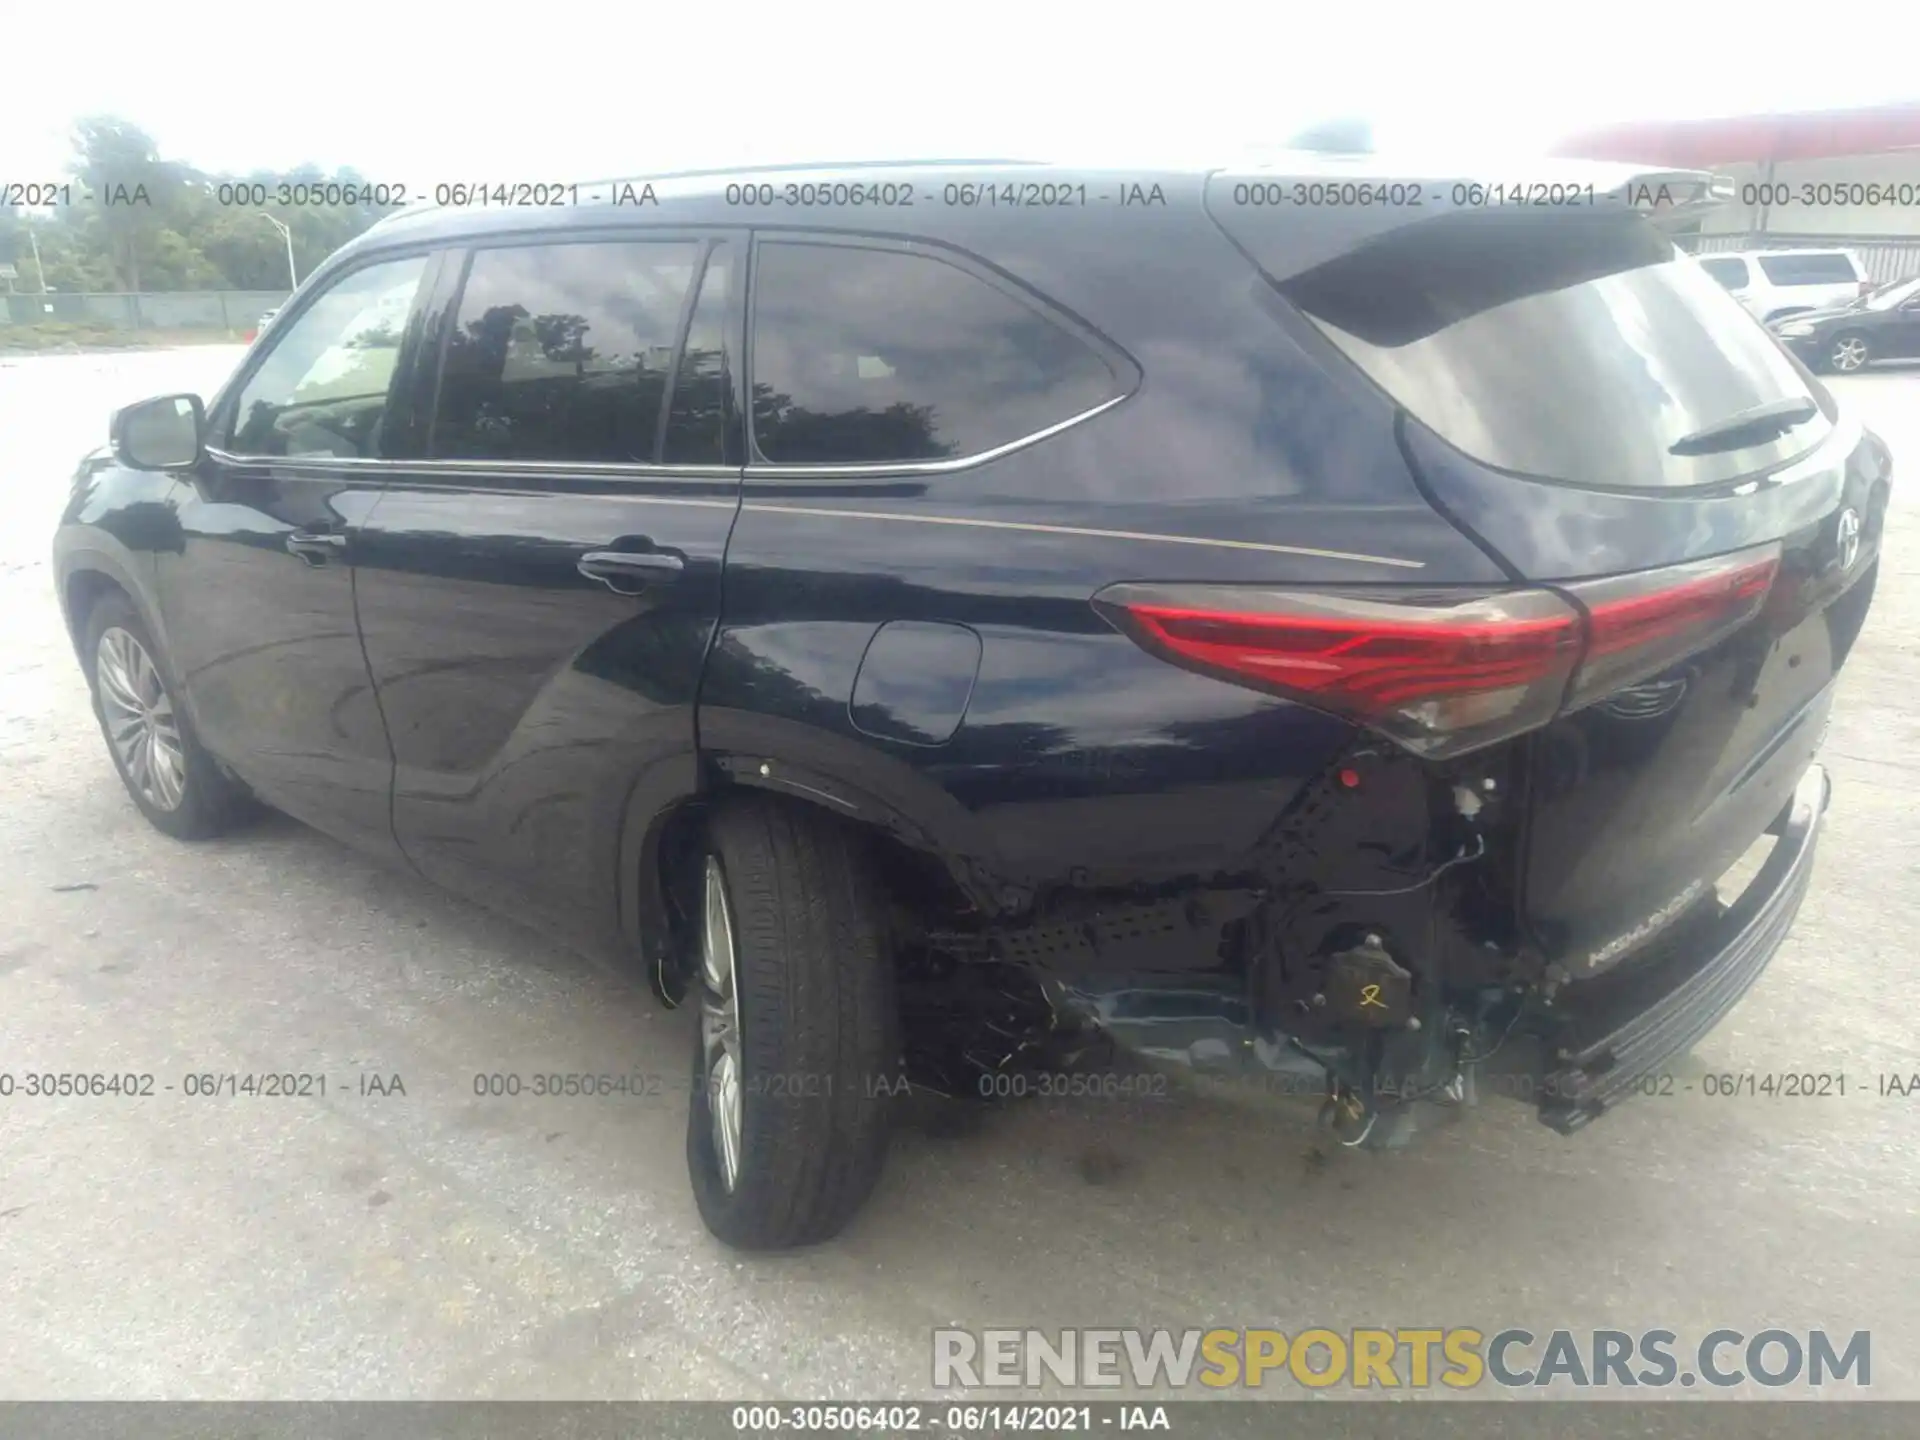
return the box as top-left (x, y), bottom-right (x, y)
top-left (1094, 543), bottom-right (1781, 758)
top-left (1559, 546), bottom-right (1780, 710)
top-left (1094, 585), bottom-right (1584, 757)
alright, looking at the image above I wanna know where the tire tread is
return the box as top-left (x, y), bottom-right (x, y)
top-left (690, 796), bottom-right (896, 1249)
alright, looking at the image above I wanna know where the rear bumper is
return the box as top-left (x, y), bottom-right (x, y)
top-left (1537, 761), bottom-right (1829, 1133)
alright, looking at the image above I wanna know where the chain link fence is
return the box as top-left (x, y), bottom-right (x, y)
top-left (1, 290), bottom-right (292, 332)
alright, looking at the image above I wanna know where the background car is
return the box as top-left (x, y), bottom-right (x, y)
top-left (1769, 274), bottom-right (1920, 371)
top-left (243, 306), bottom-right (280, 344)
top-left (1695, 247), bottom-right (1873, 322)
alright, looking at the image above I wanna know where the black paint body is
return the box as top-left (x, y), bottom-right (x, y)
top-left (53, 159), bottom-right (1890, 1126)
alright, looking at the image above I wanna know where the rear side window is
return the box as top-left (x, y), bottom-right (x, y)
top-left (1756, 252), bottom-right (1857, 286)
top-left (433, 241), bottom-right (700, 463)
top-left (748, 241), bottom-right (1121, 464)
top-left (1278, 208), bottom-right (1828, 490)
top-left (1698, 256), bottom-right (1749, 289)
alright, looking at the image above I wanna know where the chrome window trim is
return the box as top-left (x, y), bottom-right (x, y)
top-left (204, 447), bottom-right (739, 482)
top-left (211, 386), bottom-right (1129, 481)
top-left (206, 447), bottom-right (392, 469)
top-left (740, 391), bottom-right (1131, 480)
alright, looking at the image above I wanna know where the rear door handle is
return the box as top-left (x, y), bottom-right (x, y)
top-left (577, 549), bottom-right (685, 594)
top-left (286, 529), bottom-right (348, 565)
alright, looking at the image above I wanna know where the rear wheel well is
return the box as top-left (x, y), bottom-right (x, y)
top-left (648, 784), bottom-right (984, 1001)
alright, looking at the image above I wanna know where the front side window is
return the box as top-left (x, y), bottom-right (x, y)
top-left (748, 241), bottom-right (1121, 465)
top-left (432, 241), bottom-right (700, 464)
top-left (228, 254), bottom-right (428, 459)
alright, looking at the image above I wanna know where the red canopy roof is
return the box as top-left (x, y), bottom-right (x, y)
top-left (1552, 102), bottom-right (1920, 167)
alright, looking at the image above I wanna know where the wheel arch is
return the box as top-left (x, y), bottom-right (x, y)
top-left (621, 732), bottom-right (1003, 1006)
top-left (616, 750), bottom-right (709, 1006)
top-left (56, 546), bottom-right (159, 667)
top-left (65, 568), bottom-right (129, 658)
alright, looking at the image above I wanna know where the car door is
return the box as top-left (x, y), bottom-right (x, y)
top-left (155, 248), bottom-right (439, 861)
top-left (1889, 286), bottom-right (1920, 357)
top-left (350, 231), bottom-right (743, 955)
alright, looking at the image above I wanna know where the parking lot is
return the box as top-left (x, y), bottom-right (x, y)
top-left (2, 345), bottom-right (1918, 1401)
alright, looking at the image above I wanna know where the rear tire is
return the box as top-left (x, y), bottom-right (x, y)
top-left (686, 798), bottom-right (899, 1249)
top-left (83, 594), bottom-right (255, 840)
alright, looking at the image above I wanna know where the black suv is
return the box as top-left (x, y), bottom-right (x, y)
top-left (54, 158), bottom-right (1889, 1250)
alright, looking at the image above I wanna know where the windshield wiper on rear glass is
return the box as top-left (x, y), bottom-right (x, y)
top-left (1668, 397), bottom-right (1819, 457)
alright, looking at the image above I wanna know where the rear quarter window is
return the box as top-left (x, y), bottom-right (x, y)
top-left (747, 240), bottom-right (1125, 465)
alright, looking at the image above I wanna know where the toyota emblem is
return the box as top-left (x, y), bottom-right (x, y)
top-left (1836, 508), bottom-right (1862, 572)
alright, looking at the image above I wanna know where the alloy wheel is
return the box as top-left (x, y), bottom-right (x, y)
top-left (699, 856), bottom-right (744, 1191)
top-left (95, 626), bottom-right (187, 811)
top-left (1831, 336), bottom-right (1868, 373)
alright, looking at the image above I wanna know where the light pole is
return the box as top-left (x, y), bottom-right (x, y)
top-left (258, 213), bottom-right (297, 293)
top-left (27, 222), bottom-right (48, 294)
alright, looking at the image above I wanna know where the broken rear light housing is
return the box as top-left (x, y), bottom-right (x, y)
top-left (1094, 542), bottom-right (1781, 758)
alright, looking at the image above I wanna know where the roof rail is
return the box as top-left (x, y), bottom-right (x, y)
top-left (374, 157), bottom-right (1052, 216)
top-left (372, 156), bottom-right (1055, 221)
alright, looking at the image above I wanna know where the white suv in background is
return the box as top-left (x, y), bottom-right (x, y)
top-left (1695, 248), bottom-right (1873, 322)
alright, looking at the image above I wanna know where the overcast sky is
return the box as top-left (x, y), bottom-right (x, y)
top-left (4, 1), bottom-right (1915, 180)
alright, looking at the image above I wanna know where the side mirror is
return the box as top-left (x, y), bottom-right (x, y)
top-left (111, 393), bottom-right (206, 471)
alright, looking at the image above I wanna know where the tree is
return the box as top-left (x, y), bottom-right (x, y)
top-left (198, 209), bottom-right (298, 289)
top-left (0, 115), bottom-right (402, 295)
top-left (67, 116), bottom-right (195, 291)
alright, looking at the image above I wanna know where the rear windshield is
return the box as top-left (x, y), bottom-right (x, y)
top-left (1277, 209), bottom-right (1829, 490)
top-left (1756, 252), bottom-right (1857, 285)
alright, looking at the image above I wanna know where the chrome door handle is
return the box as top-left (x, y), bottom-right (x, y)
top-left (577, 550), bottom-right (684, 594)
top-left (286, 529), bottom-right (348, 565)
